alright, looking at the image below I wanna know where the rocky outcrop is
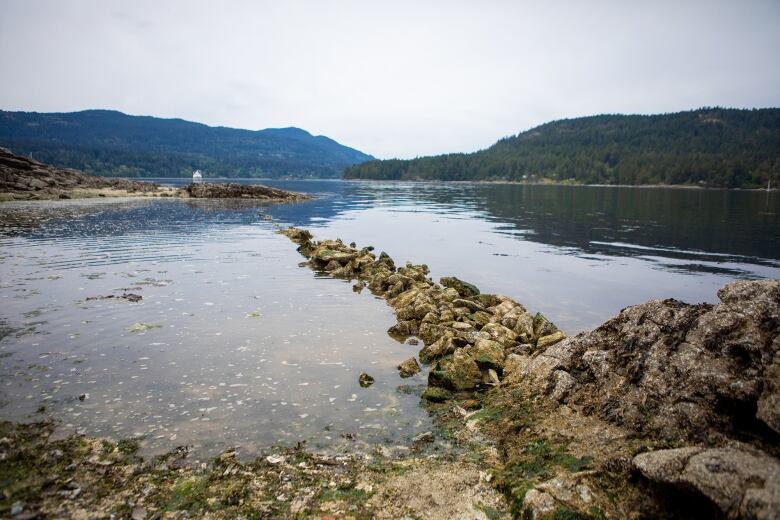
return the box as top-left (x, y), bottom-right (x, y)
top-left (0, 147), bottom-right (311, 202)
top-left (0, 147), bottom-right (162, 198)
top-left (278, 226), bottom-right (780, 520)
top-left (503, 278), bottom-right (779, 519)
top-left (183, 182), bottom-right (309, 201)
top-left (510, 279), bottom-right (779, 444)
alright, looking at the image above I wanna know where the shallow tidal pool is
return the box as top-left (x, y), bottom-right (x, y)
top-left (0, 198), bottom-right (432, 458)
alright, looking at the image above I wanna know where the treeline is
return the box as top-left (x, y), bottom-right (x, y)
top-left (0, 110), bottom-right (372, 178)
top-left (344, 108), bottom-right (780, 188)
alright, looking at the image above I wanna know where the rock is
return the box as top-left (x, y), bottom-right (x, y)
top-left (412, 431), bottom-right (434, 443)
top-left (536, 330), bottom-right (566, 349)
top-left (398, 357), bottom-right (421, 378)
top-left (421, 387), bottom-right (452, 403)
top-left (418, 323), bottom-right (452, 347)
top-left (546, 370), bottom-right (575, 402)
top-left (279, 227), bottom-right (313, 244)
top-left (532, 313), bottom-right (558, 339)
top-left (515, 280), bottom-right (780, 443)
top-left (477, 322), bottom-right (518, 348)
top-left (440, 276), bottom-right (480, 297)
top-left (266, 454), bottom-right (286, 465)
top-left (388, 320), bottom-right (419, 338)
top-left (634, 445), bottom-right (780, 519)
top-left (358, 372), bottom-right (375, 388)
top-left (405, 337), bottom-right (419, 346)
top-left (468, 338), bottom-right (506, 371)
top-left (428, 350), bottom-right (483, 391)
top-left (757, 355), bottom-right (780, 434)
top-left (522, 489), bottom-right (558, 518)
top-left (131, 506), bottom-right (147, 520)
top-left (485, 368), bottom-right (500, 385)
top-left (452, 298), bottom-right (486, 313)
top-left (419, 332), bottom-right (457, 363)
top-left (185, 182), bottom-right (309, 201)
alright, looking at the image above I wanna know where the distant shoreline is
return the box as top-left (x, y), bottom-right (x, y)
top-left (342, 178), bottom-right (778, 191)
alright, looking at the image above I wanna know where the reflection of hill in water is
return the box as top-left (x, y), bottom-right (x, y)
top-left (267, 181), bottom-right (780, 266)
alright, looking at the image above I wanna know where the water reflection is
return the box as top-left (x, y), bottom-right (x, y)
top-left (1, 181), bottom-right (778, 458)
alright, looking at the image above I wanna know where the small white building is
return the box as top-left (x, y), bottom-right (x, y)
top-left (192, 170), bottom-right (203, 184)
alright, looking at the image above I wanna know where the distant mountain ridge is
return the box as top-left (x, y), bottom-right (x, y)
top-left (344, 108), bottom-right (780, 188)
top-left (0, 109), bottom-right (373, 178)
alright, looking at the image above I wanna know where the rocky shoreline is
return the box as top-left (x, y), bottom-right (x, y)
top-left (0, 147), bottom-right (310, 202)
top-left (1, 227), bottom-right (777, 519)
top-left (278, 227), bottom-right (779, 519)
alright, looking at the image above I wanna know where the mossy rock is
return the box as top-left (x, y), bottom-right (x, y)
top-left (422, 387), bottom-right (453, 403)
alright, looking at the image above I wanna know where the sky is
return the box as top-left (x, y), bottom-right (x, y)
top-left (1, 1), bottom-right (779, 159)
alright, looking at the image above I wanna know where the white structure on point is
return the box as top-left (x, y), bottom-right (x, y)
top-left (192, 170), bottom-right (203, 184)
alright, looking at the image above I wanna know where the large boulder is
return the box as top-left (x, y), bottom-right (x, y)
top-left (508, 280), bottom-right (780, 443)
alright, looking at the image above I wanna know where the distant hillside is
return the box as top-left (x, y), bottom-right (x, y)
top-left (344, 108), bottom-right (780, 188)
top-left (0, 110), bottom-right (373, 178)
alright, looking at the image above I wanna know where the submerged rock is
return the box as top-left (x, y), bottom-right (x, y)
top-left (358, 372), bottom-right (375, 388)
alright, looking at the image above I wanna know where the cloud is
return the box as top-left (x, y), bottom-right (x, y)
top-left (1, 0), bottom-right (779, 158)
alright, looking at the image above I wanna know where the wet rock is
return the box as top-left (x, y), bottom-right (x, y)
top-left (405, 337), bottom-right (419, 346)
top-left (440, 277), bottom-right (480, 298)
top-left (279, 227), bottom-right (313, 244)
top-left (266, 454), bottom-right (286, 465)
top-left (413, 431), bottom-right (434, 444)
top-left (398, 357), bottom-right (421, 378)
top-left (388, 320), bottom-right (419, 338)
top-left (358, 372), bottom-right (375, 388)
top-left (634, 445), bottom-right (780, 519)
top-left (185, 182), bottom-right (309, 201)
top-left (421, 387), bottom-right (452, 403)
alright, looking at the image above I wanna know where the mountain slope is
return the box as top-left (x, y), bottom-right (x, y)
top-left (344, 108), bottom-right (780, 188)
top-left (0, 109), bottom-right (373, 178)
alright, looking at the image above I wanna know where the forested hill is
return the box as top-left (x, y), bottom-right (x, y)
top-left (344, 108), bottom-right (780, 188)
top-left (0, 110), bottom-right (373, 178)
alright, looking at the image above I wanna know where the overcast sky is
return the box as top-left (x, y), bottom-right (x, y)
top-left (1, 1), bottom-right (779, 158)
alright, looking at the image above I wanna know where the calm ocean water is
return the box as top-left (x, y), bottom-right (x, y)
top-left (1, 180), bottom-right (778, 456)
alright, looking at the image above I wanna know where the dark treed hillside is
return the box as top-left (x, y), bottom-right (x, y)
top-left (344, 108), bottom-right (780, 188)
top-left (0, 110), bottom-right (373, 178)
